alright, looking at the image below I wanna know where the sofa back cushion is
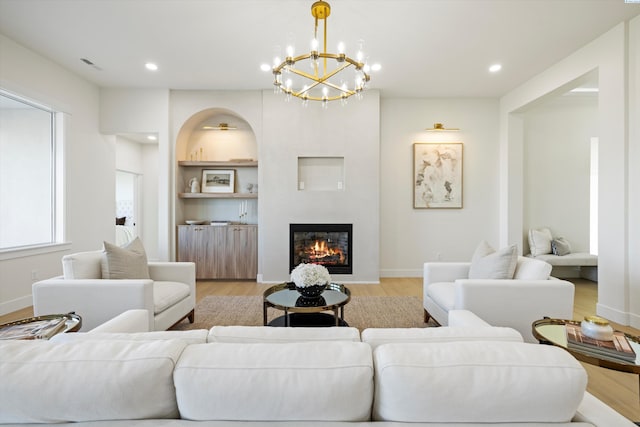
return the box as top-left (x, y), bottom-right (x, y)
top-left (207, 325), bottom-right (361, 343)
top-left (0, 339), bottom-right (187, 424)
top-left (361, 326), bottom-right (523, 350)
top-left (174, 341), bottom-right (373, 421)
top-left (62, 250), bottom-right (103, 279)
top-left (373, 341), bottom-right (587, 423)
top-left (513, 256), bottom-right (552, 279)
top-left (50, 329), bottom-right (209, 345)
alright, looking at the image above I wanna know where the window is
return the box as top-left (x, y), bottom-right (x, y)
top-left (0, 91), bottom-right (60, 250)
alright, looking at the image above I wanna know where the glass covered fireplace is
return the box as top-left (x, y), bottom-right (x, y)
top-left (289, 223), bottom-right (353, 274)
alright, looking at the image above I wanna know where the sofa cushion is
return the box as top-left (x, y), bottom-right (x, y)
top-left (372, 341), bottom-right (587, 423)
top-left (50, 329), bottom-right (209, 344)
top-left (174, 342), bottom-right (373, 421)
top-left (513, 256), bottom-right (552, 280)
top-left (208, 325), bottom-right (361, 343)
top-left (0, 339), bottom-right (186, 424)
top-left (154, 281), bottom-right (191, 314)
top-left (361, 326), bottom-right (523, 350)
top-left (101, 237), bottom-right (150, 280)
top-left (62, 250), bottom-right (103, 279)
top-left (424, 281), bottom-right (456, 311)
top-left (529, 227), bottom-right (553, 256)
top-left (468, 241), bottom-right (517, 279)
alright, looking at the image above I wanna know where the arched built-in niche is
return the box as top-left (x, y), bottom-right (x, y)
top-left (175, 108), bottom-right (258, 227)
top-left (175, 108), bottom-right (257, 162)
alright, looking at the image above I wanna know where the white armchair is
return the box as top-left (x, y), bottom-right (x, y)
top-left (32, 250), bottom-right (196, 332)
top-left (423, 256), bottom-right (575, 342)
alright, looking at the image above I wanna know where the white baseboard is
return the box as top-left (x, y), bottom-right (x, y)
top-left (596, 302), bottom-right (630, 326)
top-left (379, 269), bottom-right (422, 278)
top-left (0, 294), bottom-right (32, 316)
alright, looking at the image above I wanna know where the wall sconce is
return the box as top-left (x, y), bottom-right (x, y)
top-left (202, 123), bottom-right (237, 131)
top-left (425, 123), bottom-right (459, 132)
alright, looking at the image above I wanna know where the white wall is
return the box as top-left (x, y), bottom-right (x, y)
top-left (379, 98), bottom-right (500, 276)
top-left (522, 96), bottom-right (597, 253)
top-left (261, 91), bottom-right (380, 283)
top-left (0, 34), bottom-right (112, 314)
top-left (500, 21), bottom-right (639, 327)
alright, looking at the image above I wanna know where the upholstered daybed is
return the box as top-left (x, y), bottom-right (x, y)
top-left (527, 227), bottom-right (597, 281)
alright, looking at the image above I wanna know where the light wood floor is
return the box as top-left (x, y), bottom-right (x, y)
top-left (2, 277), bottom-right (638, 421)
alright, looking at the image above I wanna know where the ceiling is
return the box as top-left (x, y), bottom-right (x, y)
top-left (0, 0), bottom-right (638, 98)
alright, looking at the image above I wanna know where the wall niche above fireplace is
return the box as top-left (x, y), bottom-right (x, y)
top-left (290, 223), bottom-right (353, 275)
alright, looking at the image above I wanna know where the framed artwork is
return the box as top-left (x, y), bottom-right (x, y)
top-left (413, 143), bottom-right (463, 208)
top-left (201, 169), bottom-right (235, 193)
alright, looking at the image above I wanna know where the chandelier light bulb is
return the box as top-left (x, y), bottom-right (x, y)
top-left (269, 1), bottom-right (374, 104)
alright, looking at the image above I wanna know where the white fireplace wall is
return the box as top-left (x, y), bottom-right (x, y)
top-left (261, 90), bottom-right (381, 283)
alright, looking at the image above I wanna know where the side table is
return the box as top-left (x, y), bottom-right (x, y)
top-left (532, 317), bottom-right (640, 398)
top-left (0, 313), bottom-right (82, 340)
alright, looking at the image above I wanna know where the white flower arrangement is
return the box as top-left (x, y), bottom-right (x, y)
top-left (290, 263), bottom-right (331, 288)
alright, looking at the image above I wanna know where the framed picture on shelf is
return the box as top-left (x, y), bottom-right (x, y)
top-left (201, 169), bottom-right (235, 193)
top-left (413, 142), bottom-right (463, 209)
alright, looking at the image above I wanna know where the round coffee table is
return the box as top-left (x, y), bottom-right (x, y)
top-left (263, 282), bottom-right (350, 327)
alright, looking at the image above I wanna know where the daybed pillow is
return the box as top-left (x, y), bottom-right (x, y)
top-left (552, 237), bottom-right (572, 256)
top-left (468, 241), bottom-right (518, 279)
top-left (101, 237), bottom-right (150, 279)
top-left (528, 227), bottom-right (553, 256)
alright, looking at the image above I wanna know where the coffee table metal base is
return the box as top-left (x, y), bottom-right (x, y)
top-left (268, 313), bottom-right (349, 327)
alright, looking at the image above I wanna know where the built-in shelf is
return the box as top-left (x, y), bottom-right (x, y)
top-left (178, 192), bottom-right (258, 199)
top-left (178, 160), bottom-right (258, 167)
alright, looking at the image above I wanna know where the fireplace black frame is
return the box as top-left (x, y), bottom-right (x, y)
top-left (289, 223), bottom-right (353, 275)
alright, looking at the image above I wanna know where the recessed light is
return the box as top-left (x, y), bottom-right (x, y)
top-left (489, 64), bottom-right (502, 73)
top-left (260, 63), bottom-right (271, 72)
top-left (145, 62), bottom-right (158, 71)
top-left (147, 135), bottom-right (157, 141)
top-left (371, 63), bottom-right (382, 72)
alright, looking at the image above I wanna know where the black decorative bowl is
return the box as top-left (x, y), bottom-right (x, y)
top-left (295, 283), bottom-right (327, 299)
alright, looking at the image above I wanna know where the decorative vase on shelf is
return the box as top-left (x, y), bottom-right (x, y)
top-left (290, 263), bottom-right (331, 299)
top-left (189, 177), bottom-right (200, 193)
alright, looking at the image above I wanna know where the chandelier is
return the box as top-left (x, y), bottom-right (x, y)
top-left (271, 1), bottom-right (372, 106)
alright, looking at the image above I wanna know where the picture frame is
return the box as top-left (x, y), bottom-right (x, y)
top-left (413, 142), bottom-right (463, 209)
top-left (201, 169), bottom-right (235, 193)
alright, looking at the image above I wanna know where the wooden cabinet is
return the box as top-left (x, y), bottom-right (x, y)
top-left (178, 224), bottom-right (257, 279)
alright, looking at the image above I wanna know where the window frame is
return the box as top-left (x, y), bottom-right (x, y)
top-left (0, 89), bottom-right (68, 258)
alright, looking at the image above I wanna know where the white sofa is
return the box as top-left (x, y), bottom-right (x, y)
top-left (32, 249), bottom-right (196, 331)
top-left (423, 255), bottom-right (575, 342)
top-left (0, 310), bottom-right (634, 427)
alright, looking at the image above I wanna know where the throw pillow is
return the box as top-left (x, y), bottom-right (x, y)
top-left (551, 237), bottom-right (572, 256)
top-left (101, 237), bottom-right (150, 279)
top-left (115, 216), bottom-right (126, 225)
top-left (528, 228), bottom-right (553, 257)
top-left (468, 241), bottom-right (518, 279)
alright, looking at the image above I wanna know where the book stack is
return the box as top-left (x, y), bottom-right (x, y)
top-left (566, 323), bottom-right (637, 363)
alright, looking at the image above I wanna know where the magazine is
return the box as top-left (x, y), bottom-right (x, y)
top-left (565, 323), bottom-right (637, 363)
top-left (0, 317), bottom-right (67, 340)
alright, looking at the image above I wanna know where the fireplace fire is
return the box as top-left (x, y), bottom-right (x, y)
top-left (290, 224), bottom-right (352, 275)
